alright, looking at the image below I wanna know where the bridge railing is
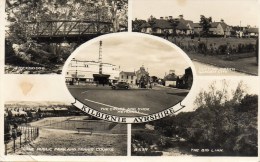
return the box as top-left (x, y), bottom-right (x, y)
top-left (24, 20), bottom-right (113, 37)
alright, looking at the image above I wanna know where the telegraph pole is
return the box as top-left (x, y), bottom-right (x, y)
top-left (98, 41), bottom-right (103, 74)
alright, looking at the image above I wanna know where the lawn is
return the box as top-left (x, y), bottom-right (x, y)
top-left (165, 36), bottom-right (258, 75)
top-left (15, 128), bottom-right (127, 156)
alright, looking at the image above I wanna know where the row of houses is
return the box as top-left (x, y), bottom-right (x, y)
top-left (137, 15), bottom-right (258, 37)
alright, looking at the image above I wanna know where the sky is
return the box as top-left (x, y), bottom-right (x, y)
top-left (74, 34), bottom-right (190, 78)
top-left (133, 0), bottom-right (259, 27)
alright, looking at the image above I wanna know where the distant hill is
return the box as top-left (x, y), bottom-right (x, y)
top-left (5, 101), bottom-right (71, 106)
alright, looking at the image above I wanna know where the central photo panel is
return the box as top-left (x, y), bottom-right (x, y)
top-left (63, 33), bottom-right (195, 120)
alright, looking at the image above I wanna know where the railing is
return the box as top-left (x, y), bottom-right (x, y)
top-left (24, 20), bottom-right (113, 37)
top-left (4, 126), bottom-right (39, 155)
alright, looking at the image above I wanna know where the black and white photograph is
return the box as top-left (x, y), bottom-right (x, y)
top-left (3, 75), bottom-right (127, 156)
top-left (0, 0), bottom-right (259, 161)
top-left (65, 33), bottom-right (194, 117)
top-left (132, 0), bottom-right (259, 76)
top-left (131, 78), bottom-right (258, 156)
top-left (5, 0), bottom-right (128, 74)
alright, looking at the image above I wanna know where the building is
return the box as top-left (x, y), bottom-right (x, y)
top-left (119, 71), bottom-right (137, 85)
top-left (209, 20), bottom-right (231, 37)
top-left (66, 59), bottom-right (120, 84)
top-left (119, 66), bottom-right (150, 88)
top-left (136, 66), bottom-right (150, 88)
top-left (192, 23), bottom-right (202, 35)
top-left (140, 15), bottom-right (194, 35)
top-left (246, 27), bottom-right (259, 37)
top-left (164, 70), bottom-right (178, 87)
top-left (176, 67), bottom-right (193, 89)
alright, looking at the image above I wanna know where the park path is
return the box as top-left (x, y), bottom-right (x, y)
top-left (193, 60), bottom-right (250, 76)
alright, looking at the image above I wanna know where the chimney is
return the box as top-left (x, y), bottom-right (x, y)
top-left (179, 15), bottom-right (183, 19)
top-left (169, 16), bottom-right (173, 20)
top-left (165, 16), bottom-right (168, 20)
top-left (221, 19), bottom-right (224, 23)
top-left (160, 17), bottom-right (164, 20)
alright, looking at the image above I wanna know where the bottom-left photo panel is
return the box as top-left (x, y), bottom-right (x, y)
top-left (3, 75), bottom-right (127, 156)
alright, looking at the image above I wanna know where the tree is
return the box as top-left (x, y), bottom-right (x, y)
top-left (147, 15), bottom-right (156, 32)
top-left (132, 19), bottom-right (146, 32)
top-left (199, 15), bottom-right (212, 37)
top-left (168, 18), bottom-right (179, 36)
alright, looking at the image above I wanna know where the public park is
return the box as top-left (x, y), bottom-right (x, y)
top-left (4, 102), bottom-right (127, 156)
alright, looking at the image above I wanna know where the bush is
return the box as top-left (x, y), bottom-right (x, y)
top-left (197, 42), bottom-right (207, 54)
top-left (218, 44), bottom-right (228, 55)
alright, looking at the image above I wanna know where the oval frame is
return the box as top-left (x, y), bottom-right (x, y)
top-left (62, 32), bottom-right (198, 123)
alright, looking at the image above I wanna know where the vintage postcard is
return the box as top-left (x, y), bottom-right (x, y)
top-left (0, 0), bottom-right (259, 162)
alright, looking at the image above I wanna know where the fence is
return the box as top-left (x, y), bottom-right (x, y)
top-left (38, 118), bottom-right (127, 134)
top-left (5, 126), bottom-right (39, 155)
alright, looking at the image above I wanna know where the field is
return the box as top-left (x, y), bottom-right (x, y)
top-left (171, 37), bottom-right (257, 47)
top-left (168, 37), bottom-right (258, 75)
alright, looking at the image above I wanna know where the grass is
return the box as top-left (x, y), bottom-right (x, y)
top-left (8, 116), bottom-right (127, 156)
top-left (19, 128), bottom-right (127, 156)
top-left (165, 37), bottom-right (258, 75)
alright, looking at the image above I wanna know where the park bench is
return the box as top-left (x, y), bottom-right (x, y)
top-left (76, 128), bottom-right (93, 135)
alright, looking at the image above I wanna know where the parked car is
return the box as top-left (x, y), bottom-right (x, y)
top-left (111, 82), bottom-right (130, 90)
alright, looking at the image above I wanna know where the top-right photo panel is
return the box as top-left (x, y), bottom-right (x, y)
top-left (132, 0), bottom-right (259, 76)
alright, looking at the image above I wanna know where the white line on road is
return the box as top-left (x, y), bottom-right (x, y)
top-left (81, 91), bottom-right (89, 94)
top-left (84, 99), bottom-right (148, 115)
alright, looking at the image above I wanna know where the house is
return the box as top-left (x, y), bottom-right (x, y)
top-left (246, 27), bottom-right (258, 37)
top-left (192, 23), bottom-right (202, 35)
top-left (119, 71), bottom-right (137, 85)
top-left (177, 15), bottom-right (194, 35)
top-left (230, 26), bottom-right (248, 37)
top-left (140, 15), bottom-right (194, 35)
top-left (209, 20), bottom-right (231, 37)
top-left (140, 22), bottom-right (152, 33)
top-left (148, 17), bottom-right (173, 34)
top-left (164, 70), bottom-right (178, 87)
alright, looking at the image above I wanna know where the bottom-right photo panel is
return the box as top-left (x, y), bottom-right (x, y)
top-left (131, 77), bottom-right (258, 156)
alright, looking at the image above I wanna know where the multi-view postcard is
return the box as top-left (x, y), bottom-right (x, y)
top-left (1, 0), bottom-right (259, 162)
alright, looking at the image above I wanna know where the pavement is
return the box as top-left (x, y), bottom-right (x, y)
top-left (188, 53), bottom-right (258, 76)
top-left (68, 84), bottom-right (189, 117)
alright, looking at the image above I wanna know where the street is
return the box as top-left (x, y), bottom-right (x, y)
top-left (68, 84), bottom-right (189, 117)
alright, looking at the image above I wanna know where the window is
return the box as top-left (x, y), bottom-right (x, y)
top-left (131, 76), bottom-right (133, 80)
top-left (127, 75), bottom-right (129, 79)
top-left (121, 75), bottom-right (124, 79)
top-left (85, 64), bottom-right (88, 67)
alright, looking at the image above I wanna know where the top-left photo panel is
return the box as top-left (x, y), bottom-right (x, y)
top-left (5, 0), bottom-right (128, 74)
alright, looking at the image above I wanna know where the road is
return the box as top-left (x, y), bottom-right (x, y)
top-left (68, 84), bottom-right (189, 117)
